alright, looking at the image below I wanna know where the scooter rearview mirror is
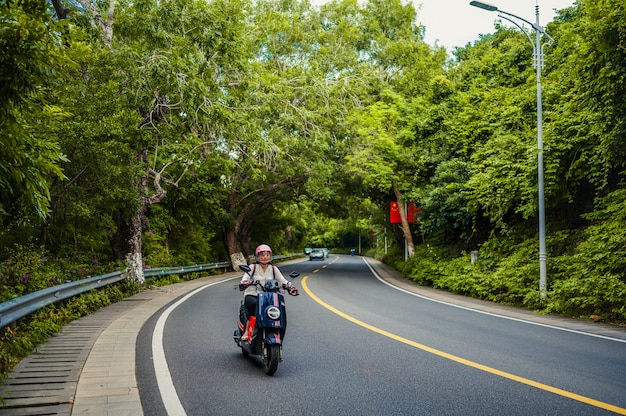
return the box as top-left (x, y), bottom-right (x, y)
top-left (289, 271), bottom-right (300, 279)
top-left (239, 264), bottom-right (251, 273)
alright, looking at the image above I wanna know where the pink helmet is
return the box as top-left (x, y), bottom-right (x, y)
top-left (255, 244), bottom-right (272, 256)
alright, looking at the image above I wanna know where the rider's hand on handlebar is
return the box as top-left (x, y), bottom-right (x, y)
top-left (239, 280), bottom-right (250, 291)
top-left (288, 285), bottom-right (299, 296)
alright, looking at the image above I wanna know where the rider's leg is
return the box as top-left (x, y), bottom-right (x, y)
top-left (242, 295), bottom-right (257, 341)
top-left (242, 320), bottom-right (251, 341)
top-left (244, 316), bottom-right (256, 341)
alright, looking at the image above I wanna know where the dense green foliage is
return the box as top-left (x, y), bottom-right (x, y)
top-left (1, 0), bottom-right (625, 377)
top-left (0, 0), bottom-right (70, 224)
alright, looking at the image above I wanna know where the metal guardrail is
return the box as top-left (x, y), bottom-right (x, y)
top-left (142, 254), bottom-right (297, 278)
top-left (0, 253), bottom-right (302, 329)
top-left (143, 261), bottom-right (231, 278)
top-left (0, 263), bottom-right (230, 330)
top-left (0, 271), bottom-right (125, 329)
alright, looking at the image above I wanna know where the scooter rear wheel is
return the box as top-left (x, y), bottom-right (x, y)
top-left (262, 345), bottom-right (280, 375)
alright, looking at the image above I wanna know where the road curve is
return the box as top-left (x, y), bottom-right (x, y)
top-left (137, 255), bottom-right (626, 416)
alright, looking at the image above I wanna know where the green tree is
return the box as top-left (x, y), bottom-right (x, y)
top-left (46, 0), bottom-right (257, 280)
top-left (451, 28), bottom-right (542, 230)
top-left (0, 0), bottom-right (70, 226)
top-left (547, 0), bottom-right (626, 195)
top-left (342, 0), bottom-right (446, 256)
top-left (346, 90), bottom-right (418, 254)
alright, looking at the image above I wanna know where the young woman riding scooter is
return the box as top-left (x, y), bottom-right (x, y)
top-left (238, 244), bottom-right (299, 341)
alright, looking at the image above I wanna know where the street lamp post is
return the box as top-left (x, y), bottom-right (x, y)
top-left (470, 1), bottom-right (553, 298)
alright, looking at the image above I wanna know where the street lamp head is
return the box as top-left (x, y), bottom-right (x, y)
top-left (470, 1), bottom-right (498, 12)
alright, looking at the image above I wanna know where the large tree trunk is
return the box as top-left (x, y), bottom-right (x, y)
top-left (390, 223), bottom-right (405, 251)
top-left (109, 211), bottom-right (128, 260)
top-left (108, 210), bottom-right (145, 283)
top-left (225, 188), bottom-right (246, 269)
top-left (125, 212), bottom-right (145, 284)
top-left (392, 180), bottom-right (415, 257)
top-left (122, 166), bottom-right (173, 283)
top-left (76, 0), bottom-right (114, 47)
top-left (239, 213), bottom-right (256, 258)
top-left (226, 227), bottom-right (247, 270)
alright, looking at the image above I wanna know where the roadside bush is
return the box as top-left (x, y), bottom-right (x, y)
top-left (0, 244), bottom-right (62, 302)
top-left (0, 278), bottom-right (141, 378)
top-left (545, 188), bottom-right (626, 321)
top-left (547, 273), bottom-right (626, 320)
top-left (0, 243), bottom-right (118, 304)
top-left (381, 223), bottom-right (626, 324)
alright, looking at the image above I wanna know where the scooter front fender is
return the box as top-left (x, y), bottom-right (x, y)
top-left (264, 332), bottom-right (282, 345)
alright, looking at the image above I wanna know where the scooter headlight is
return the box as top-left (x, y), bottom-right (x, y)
top-left (266, 306), bottom-right (281, 320)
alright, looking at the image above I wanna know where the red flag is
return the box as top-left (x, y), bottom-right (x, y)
top-left (390, 201), bottom-right (420, 223)
top-left (390, 201), bottom-right (401, 223)
top-left (407, 202), bottom-right (421, 223)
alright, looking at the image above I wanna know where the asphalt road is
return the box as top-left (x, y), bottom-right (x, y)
top-left (136, 255), bottom-right (626, 416)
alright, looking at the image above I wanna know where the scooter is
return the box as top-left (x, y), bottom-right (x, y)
top-left (233, 264), bottom-right (299, 375)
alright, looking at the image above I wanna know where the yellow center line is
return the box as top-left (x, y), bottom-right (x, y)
top-left (301, 275), bottom-right (626, 415)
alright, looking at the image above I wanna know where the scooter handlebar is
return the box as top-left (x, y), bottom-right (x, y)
top-left (240, 280), bottom-right (298, 295)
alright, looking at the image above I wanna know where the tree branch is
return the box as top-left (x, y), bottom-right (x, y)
top-left (75, 0), bottom-right (114, 46)
top-left (142, 140), bottom-right (216, 206)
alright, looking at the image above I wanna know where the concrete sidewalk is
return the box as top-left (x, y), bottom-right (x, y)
top-left (1, 258), bottom-right (624, 415)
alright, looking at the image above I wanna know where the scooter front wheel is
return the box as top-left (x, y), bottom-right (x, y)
top-left (262, 344), bottom-right (280, 375)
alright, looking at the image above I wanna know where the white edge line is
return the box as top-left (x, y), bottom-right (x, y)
top-left (362, 257), bottom-right (626, 344)
top-left (152, 277), bottom-right (236, 416)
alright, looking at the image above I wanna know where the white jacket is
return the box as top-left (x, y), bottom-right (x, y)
top-left (240, 263), bottom-right (289, 297)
